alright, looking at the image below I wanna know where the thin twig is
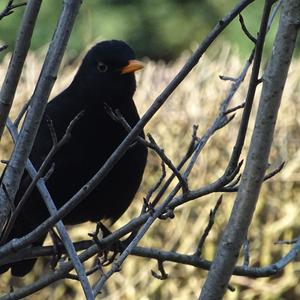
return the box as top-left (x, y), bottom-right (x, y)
top-left (169, 160), bottom-right (243, 210)
top-left (5, 218), bottom-right (300, 298)
top-left (147, 133), bottom-right (189, 193)
top-left (219, 75), bottom-right (237, 82)
top-left (66, 263), bottom-right (101, 280)
top-left (226, 0), bottom-right (280, 174)
top-left (0, 0), bottom-right (82, 245)
top-left (219, 162), bottom-right (285, 192)
top-left (0, 0), bottom-right (27, 21)
top-left (194, 196), bottom-right (223, 256)
top-left (225, 174), bottom-right (241, 188)
top-left (0, 1), bottom-right (256, 298)
top-left (200, 1), bottom-right (299, 298)
top-left (264, 161), bottom-right (285, 181)
top-left (142, 160), bottom-right (166, 213)
top-left (151, 260), bottom-right (168, 280)
top-left (43, 163), bottom-right (55, 182)
top-left (14, 99), bottom-right (31, 128)
top-left (0, 112), bottom-right (83, 244)
top-left (2, 239), bottom-right (297, 281)
top-left (243, 239), bottom-right (250, 266)
top-left (0, 45), bottom-right (8, 52)
top-left (239, 14), bottom-right (257, 43)
top-left (0, 0), bottom-right (40, 141)
top-left (150, 125), bottom-right (198, 208)
top-left (106, 106), bottom-right (189, 193)
top-left (267, 0), bottom-right (283, 31)
top-left (224, 102), bottom-right (245, 115)
top-left (5, 117), bottom-right (93, 300)
top-left (274, 238), bottom-right (298, 245)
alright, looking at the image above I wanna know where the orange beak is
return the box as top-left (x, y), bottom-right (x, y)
top-left (120, 60), bottom-right (144, 74)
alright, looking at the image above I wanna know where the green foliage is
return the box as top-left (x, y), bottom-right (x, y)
top-left (0, 0), bottom-right (290, 61)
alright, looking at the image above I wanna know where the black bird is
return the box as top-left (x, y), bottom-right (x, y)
top-left (0, 40), bottom-right (147, 276)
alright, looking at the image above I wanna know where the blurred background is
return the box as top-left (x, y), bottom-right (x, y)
top-left (2, 0), bottom-right (298, 61)
top-left (0, 1), bottom-right (300, 299)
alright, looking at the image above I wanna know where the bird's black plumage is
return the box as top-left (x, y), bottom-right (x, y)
top-left (0, 40), bottom-right (147, 276)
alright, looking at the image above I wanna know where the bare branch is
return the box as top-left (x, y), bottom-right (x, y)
top-left (66, 263), bottom-right (102, 280)
top-left (142, 160), bottom-right (166, 213)
top-left (274, 238), bottom-right (298, 245)
top-left (0, 0), bottom-right (257, 275)
top-left (267, 0), bottom-right (284, 31)
top-left (219, 75), bottom-right (237, 82)
top-left (242, 239), bottom-right (250, 266)
top-left (219, 162), bottom-right (285, 192)
top-left (13, 99), bottom-right (30, 128)
top-left (0, 0), bottom-right (41, 140)
top-left (263, 161), bottom-right (285, 181)
top-left (1, 112), bottom-right (83, 244)
top-left (239, 14), bottom-right (257, 43)
top-left (0, 44), bottom-right (8, 52)
top-left (105, 106), bottom-right (189, 193)
top-left (226, 26), bottom-right (268, 173)
top-left (2, 239), bottom-right (297, 283)
top-left (168, 154), bottom-right (243, 210)
top-left (194, 196), bottom-right (223, 256)
top-left (5, 118), bottom-right (93, 300)
top-left (0, 0), bottom-right (27, 21)
top-left (150, 125), bottom-right (198, 208)
top-left (200, 1), bottom-right (300, 298)
top-left (151, 260), bottom-right (168, 280)
top-left (147, 133), bottom-right (189, 193)
top-left (0, 0), bottom-right (82, 238)
top-left (224, 102), bottom-right (245, 115)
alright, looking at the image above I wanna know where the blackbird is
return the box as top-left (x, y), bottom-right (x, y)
top-left (0, 40), bottom-right (147, 276)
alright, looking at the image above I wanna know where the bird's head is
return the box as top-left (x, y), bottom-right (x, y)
top-left (72, 40), bottom-right (144, 106)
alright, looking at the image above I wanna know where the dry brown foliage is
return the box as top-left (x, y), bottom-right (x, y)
top-left (0, 45), bottom-right (300, 299)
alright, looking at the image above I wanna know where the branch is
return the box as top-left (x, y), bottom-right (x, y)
top-left (0, 214), bottom-right (150, 300)
top-left (163, 45), bottom-right (256, 212)
top-left (267, 0), bottom-right (284, 31)
top-left (194, 196), bottom-right (223, 256)
top-left (4, 227), bottom-right (300, 299)
top-left (155, 48), bottom-right (254, 211)
top-left (14, 99), bottom-right (30, 127)
top-left (151, 260), bottom-right (168, 280)
top-left (0, 0), bottom-right (27, 21)
top-left (226, 1), bottom-right (275, 173)
top-left (143, 159), bottom-right (166, 213)
top-left (104, 106), bottom-right (189, 193)
top-left (0, 1), bottom-right (256, 277)
top-left (147, 133), bottom-right (189, 193)
top-left (5, 118), bottom-right (93, 300)
top-left (242, 239), bottom-right (250, 266)
top-left (1, 112), bottom-right (83, 243)
top-left (150, 125), bottom-right (198, 208)
top-left (0, 0), bottom-right (40, 140)
top-left (239, 14), bottom-right (257, 43)
top-left (0, 0), bottom-right (82, 241)
top-left (2, 239), bottom-right (297, 280)
top-left (0, 44), bottom-right (8, 52)
top-left (199, 0), bottom-right (300, 298)
top-left (219, 161), bottom-right (285, 192)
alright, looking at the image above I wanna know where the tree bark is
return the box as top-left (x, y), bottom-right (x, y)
top-left (199, 0), bottom-right (300, 299)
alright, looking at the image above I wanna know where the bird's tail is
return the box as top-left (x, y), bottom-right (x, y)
top-left (0, 219), bottom-right (46, 277)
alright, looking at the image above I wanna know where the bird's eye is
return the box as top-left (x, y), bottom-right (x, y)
top-left (97, 62), bottom-right (108, 72)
